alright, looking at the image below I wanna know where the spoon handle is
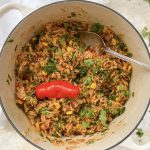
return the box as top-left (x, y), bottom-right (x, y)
top-left (105, 48), bottom-right (150, 71)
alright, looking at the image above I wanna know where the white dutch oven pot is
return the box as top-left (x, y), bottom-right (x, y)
top-left (0, 1), bottom-right (150, 150)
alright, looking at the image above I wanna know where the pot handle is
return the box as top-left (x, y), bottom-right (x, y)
top-left (0, 2), bottom-right (34, 129)
top-left (0, 2), bottom-right (33, 17)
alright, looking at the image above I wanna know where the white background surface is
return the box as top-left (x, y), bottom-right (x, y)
top-left (0, 0), bottom-right (150, 150)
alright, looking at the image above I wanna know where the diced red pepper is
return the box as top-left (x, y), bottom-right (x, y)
top-left (36, 80), bottom-right (80, 99)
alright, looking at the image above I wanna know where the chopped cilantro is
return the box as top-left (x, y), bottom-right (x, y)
top-left (50, 46), bottom-right (58, 52)
top-left (93, 67), bottom-right (99, 75)
top-left (136, 128), bottom-right (144, 138)
top-left (119, 107), bottom-right (125, 115)
top-left (43, 63), bottom-right (56, 73)
top-left (43, 58), bottom-right (57, 73)
top-left (112, 107), bottom-right (125, 117)
top-left (116, 84), bottom-right (127, 91)
top-left (78, 47), bottom-right (84, 52)
top-left (108, 100), bottom-right (113, 106)
top-left (79, 108), bottom-right (94, 117)
top-left (86, 140), bottom-right (95, 145)
top-left (99, 109), bottom-right (107, 125)
top-left (117, 42), bottom-right (127, 51)
top-left (65, 98), bottom-right (73, 103)
top-left (132, 92), bottom-right (135, 97)
top-left (8, 74), bottom-right (12, 81)
top-left (60, 34), bottom-right (67, 46)
top-left (63, 22), bottom-right (69, 29)
top-left (32, 81), bottom-right (37, 86)
top-left (83, 59), bottom-right (94, 67)
top-left (83, 76), bottom-right (92, 86)
top-left (124, 90), bottom-right (129, 96)
top-left (91, 23), bottom-right (104, 33)
top-left (99, 70), bottom-right (110, 80)
top-left (38, 107), bottom-right (50, 115)
top-left (126, 52), bottom-right (133, 57)
top-left (79, 67), bottom-right (88, 77)
top-left (52, 131), bottom-right (62, 137)
top-left (7, 38), bottom-right (14, 42)
top-left (55, 120), bottom-right (64, 129)
top-left (6, 79), bottom-right (10, 85)
top-left (67, 12), bottom-right (77, 18)
top-left (82, 121), bottom-right (90, 129)
top-left (142, 27), bottom-right (150, 46)
top-left (109, 93), bottom-right (116, 100)
top-left (71, 12), bottom-right (76, 17)
top-left (71, 52), bottom-right (77, 61)
top-left (99, 89), bottom-right (105, 97)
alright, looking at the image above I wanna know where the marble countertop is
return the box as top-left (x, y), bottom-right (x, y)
top-left (0, 0), bottom-right (150, 150)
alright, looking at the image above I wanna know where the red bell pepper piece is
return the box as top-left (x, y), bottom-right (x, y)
top-left (35, 80), bottom-right (80, 99)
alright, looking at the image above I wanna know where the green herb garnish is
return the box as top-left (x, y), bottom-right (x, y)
top-left (60, 34), bottom-right (67, 47)
top-left (124, 90), bottom-right (129, 96)
top-left (79, 67), bottom-right (88, 77)
top-left (63, 22), bottom-right (69, 29)
top-left (65, 98), bottom-right (73, 103)
top-left (91, 23), bottom-right (104, 33)
top-left (132, 92), bottom-right (135, 97)
top-left (83, 76), bottom-right (92, 86)
top-left (43, 58), bottom-right (57, 73)
top-left (7, 39), bottom-right (14, 42)
top-left (86, 140), bottom-right (95, 145)
top-left (119, 107), bottom-right (125, 115)
top-left (6, 79), bottom-right (10, 85)
top-left (32, 81), bottom-right (37, 86)
top-left (79, 109), bottom-right (94, 117)
top-left (136, 128), bottom-right (144, 138)
top-left (99, 109), bottom-right (107, 125)
top-left (109, 93), bottom-right (116, 100)
top-left (117, 42), bottom-right (127, 51)
top-left (50, 46), bottom-right (58, 52)
top-left (112, 107), bottom-right (125, 117)
top-left (93, 67), bottom-right (99, 75)
top-left (8, 74), bottom-right (12, 81)
top-left (142, 27), bottom-right (150, 46)
top-left (99, 89), bottom-right (105, 97)
top-left (72, 52), bottom-right (77, 61)
top-left (38, 107), bottom-right (50, 115)
top-left (82, 121), bottom-right (90, 129)
top-left (99, 70), bottom-right (110, 80)
top-left (126, 52), bottom-right (133, 57)
top-left (78, 47), bottom-right (84, 52)
top-left (83, 59), bottom-right (94, 68)
top-left (71, 12), bottom-right (76, 17)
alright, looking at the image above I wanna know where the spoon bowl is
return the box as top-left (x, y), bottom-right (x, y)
top-left (79, 31), bottom-right (150, 71)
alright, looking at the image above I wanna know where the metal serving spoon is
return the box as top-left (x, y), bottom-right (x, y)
top-left (79, 31), bottom-right (150, 71)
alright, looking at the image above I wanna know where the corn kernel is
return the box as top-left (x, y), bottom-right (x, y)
top-left (41, 70), bottom-right (47, 76)
top-left (54, 103), bottom-right (61, 109)
top-left (67, 46), bottom-right (73, 53)
top-left (69, 40), bottom-right (73, 46)
top-left (76, 124), bottom-right (81, 129)
top-left (90, 82), bottom-right (97, 89)
top-left (42, 42), bottom-right (48, 46)
top-left (111, 38), bottom-right (117, 46)
top-left (66, 110), bottom-right (73, 115)
top-left (52, 38), bottom-right (57, 45)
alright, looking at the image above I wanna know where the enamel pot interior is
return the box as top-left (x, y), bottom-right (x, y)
top-left (0, 1), bottom-right (150, 150)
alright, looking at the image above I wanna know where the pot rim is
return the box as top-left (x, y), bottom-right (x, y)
top-left (0, 0), bottom-right (150, 150)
